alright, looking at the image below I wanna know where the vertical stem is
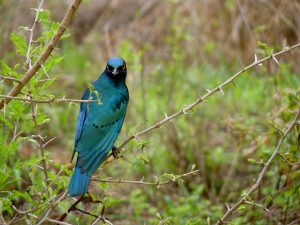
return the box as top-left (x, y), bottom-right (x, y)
top-left (31, 101), bottom-right (49, 185)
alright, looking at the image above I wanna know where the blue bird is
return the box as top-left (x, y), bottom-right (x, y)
top-left (68, 57), bottom-right (129, 197)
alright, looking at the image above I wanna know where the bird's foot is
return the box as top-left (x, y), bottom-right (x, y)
top-left (112, 146), bottom-right (120, 159)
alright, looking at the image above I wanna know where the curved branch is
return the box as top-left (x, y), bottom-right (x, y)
top-left (0, 0), bottom-right (82, 110)
top-left (109, 43), bottom-right (300, 160)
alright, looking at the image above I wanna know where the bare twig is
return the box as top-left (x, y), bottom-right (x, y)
top-left (0, 74), bottom-right (22, 84)
top-left (215, 107), bottom-right (300, 225)
top-left (28, 213), bottom-right (72, 225)
top-left (26, 0), bottom-right (45, 68)
top-left (243, 200), bottom-right (269, 212)
top-left (0, 0), bottom-right (82, 109)
top-left (109, 43), bottom-right (300, 160)
top-left (243, 200), bottom-right (283, 225)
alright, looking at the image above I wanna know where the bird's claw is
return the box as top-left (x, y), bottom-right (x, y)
top-left (112, 146), bottom-right (120, 159)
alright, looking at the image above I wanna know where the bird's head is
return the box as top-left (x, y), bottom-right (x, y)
top-left (105, 57), bottom-right (127, 78)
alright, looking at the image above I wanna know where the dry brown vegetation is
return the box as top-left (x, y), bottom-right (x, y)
top-left (2, 0), bottom-right (300, 66)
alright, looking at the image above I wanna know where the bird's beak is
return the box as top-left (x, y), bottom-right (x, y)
top-left (112, 68), bottom-right (118, 76)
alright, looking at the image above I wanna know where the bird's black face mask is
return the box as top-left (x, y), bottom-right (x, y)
top-left (105, 57), bottom-right (127, 79)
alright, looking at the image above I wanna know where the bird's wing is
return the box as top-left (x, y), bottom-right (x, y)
top-left (70, 89), bottom-right (90, 162)
top-left (74, 88), bottom-right (90, 146)
top-left (75, 93), bottom-right (128, 175)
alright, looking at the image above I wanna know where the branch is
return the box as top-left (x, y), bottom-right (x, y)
top-left (92, 169), bottom-right (201, 187)
top-left (109, 43), bottom-right (300, 160)
top-left (215, 106), bottom-right (300, 225)
top-left (0, 0), bottom-right (82, 110)
top-left (0, 94), bottom-right (99, 104)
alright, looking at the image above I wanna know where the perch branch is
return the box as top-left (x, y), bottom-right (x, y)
top-left (215, 106), bottom-right (300, 225)
top-left (110, 43), bottom-right (300, 159)
top-left (0, 0), bottom-right (82, 109)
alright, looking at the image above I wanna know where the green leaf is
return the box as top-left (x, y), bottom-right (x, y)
top-left (191, 164), bottom-right (196, 171)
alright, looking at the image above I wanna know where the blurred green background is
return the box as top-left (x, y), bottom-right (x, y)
top-left (0, 0), bottom-right (299, 224)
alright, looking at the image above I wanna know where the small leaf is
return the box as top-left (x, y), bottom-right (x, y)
top-left (156, 212), bottom-right (162, 220)
top-left (207, 217), bottom-right (211, 225)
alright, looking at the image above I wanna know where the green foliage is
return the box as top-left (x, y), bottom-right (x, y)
top-left (0, 8), bottom-right (70, 222)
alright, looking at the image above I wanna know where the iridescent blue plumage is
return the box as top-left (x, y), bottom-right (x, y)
top-left (69, 57), bottom-right (129, 196)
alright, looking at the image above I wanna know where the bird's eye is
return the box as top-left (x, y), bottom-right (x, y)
top-left (120, 65), bottom-right (126, 70)
top-left (107, 65), bottom-right (113, 70)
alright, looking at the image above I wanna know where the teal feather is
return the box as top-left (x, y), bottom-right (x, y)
top-left (68, 166), bottom-right (90, 196)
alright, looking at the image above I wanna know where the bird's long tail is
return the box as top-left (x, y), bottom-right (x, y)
top-left (68, 166), bottom-right (90, 197)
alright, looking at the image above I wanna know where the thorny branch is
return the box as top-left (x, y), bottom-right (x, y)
top-left (110, 42), bottom-right (300, 160)
top-left (0, 94), bottom-right (100, 104)
top-left (215, 106), bottom-right (300, 225)
top-left (0, 0), bottom-right (82, 109)
top-left (26, 0), bottom-right (45, 68)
